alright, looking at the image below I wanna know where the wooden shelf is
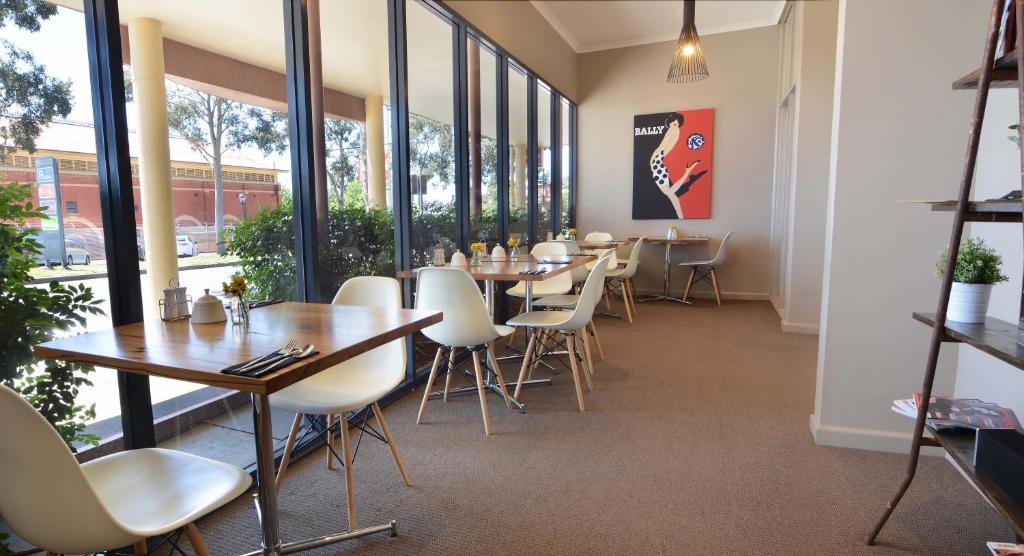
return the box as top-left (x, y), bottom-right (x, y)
top-left (953, 49), bottom-right (1019, 90)
top-left (926, 425), bottom-right (1024, 539)
top-left (914, 312), bottom-right (1024, 370)
top-left (904, 199), bottom-right (1023, 222)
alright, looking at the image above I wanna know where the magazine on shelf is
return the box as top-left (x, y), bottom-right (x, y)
top-left (890, 394), bottom-right (1021, 431)
top-left (988, 541), bottom-right (1024, 556)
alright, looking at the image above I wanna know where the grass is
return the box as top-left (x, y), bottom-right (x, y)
top-left (30, 252), bottom-right (240, 281)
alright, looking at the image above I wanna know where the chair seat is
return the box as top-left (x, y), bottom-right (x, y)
top-left (506, 310), bottom-right (572, 329)
top-left (82, 448), bottom-right (251, 537)
top-left (679, 259), bottom-right (715, 267)
top-left (534, 294), bottom-right (579, 308)
top-left (506, 280), bottom-right (572, 298)
top-left (495, 324), bottom-right (515, 337)
top-left (270, 354), bottom-right (405, 415)
top-left (605, 267), bottom-right (627, 278)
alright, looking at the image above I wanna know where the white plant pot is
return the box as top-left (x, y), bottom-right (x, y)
top-left (946, 282), bottom-right (992, 324)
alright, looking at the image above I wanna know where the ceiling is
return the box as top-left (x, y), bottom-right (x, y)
top-left (532, 0), bottom-right (786, 53)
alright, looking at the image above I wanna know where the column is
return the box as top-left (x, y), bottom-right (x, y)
top-left (365, 94), bottom-right (387, 209)
top-left (468, 40), bottom-right (482, 223)
top-left (309, 0), bottom-right (329, 247)
top-left (128, 18), bottom-right (178, 309)
top-left (513, 143), bottom-right (527, 209)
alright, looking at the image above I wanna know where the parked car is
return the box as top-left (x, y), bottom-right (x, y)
top-left (176, 235), bottom-right (199, 257)
top-left (138, 243), bottom-right (146, 261)
top-left (64, 247), bottom-right (91, 266)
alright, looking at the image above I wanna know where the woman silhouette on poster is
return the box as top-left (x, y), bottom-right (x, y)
top-left (649, 113), bottom-right (706, 219)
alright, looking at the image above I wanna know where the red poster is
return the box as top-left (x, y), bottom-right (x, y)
top-left (632, 108), bottom-right (714, 220)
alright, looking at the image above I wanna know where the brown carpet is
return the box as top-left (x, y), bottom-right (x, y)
top-left (188, 301), bottom-right (1013, 555)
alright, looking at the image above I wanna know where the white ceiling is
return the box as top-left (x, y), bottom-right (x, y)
top-left (532, 0), bottom-right (786, 53)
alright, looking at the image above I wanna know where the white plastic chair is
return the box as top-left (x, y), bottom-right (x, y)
top-left (270, 276), bottom-right (410, 530)
top-left (679, 231), bottom-right (734, 306)
top-left (0, 384), bottom-right (250, 556)
top-left (415, 267), bottom-right (515, 435)
top-left (605, 237), bottom-right (646, 322)
top-left (583, 231), bottom-right (613, 242)
top-left (506, 252), bottom-right (614, 411)
top-left (506, 241), bottom-right (573, 299)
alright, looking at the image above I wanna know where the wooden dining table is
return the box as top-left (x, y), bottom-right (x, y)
top-left (575, 238), bottom-right (634, 250)
top-left (630, 236), bottom-right (711, 304)
top-left (397, 254), bottom-right (595, 411)
top-left (34, 301), bottom-right (442, 556)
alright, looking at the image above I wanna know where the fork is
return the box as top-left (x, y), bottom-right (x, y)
top-left (234, 339), bottom-right (297, 373)
top-left (242, 344), bottom-right (315, 377)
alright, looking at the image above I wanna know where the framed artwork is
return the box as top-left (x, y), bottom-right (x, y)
top-left (631, 108), bottom-right (714, 219)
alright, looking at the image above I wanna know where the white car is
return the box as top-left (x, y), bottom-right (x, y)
top-left (65, 247), bottom-right (91, 266)
top-left (176, 235), bottom-right (199, 257)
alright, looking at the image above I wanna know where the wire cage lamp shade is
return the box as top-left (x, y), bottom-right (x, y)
top-left (667, 0), bottom-right (708, 83)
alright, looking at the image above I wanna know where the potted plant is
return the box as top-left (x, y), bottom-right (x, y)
top-left (936, 237), bottom-right (1009, 323)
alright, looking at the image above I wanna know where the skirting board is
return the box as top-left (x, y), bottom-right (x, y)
top-left (635, 289), bottom-right (770, 301)
top-left (808, 414), bottom-right (944, 456)
top-left (782, 320), bottom-right (819, 335)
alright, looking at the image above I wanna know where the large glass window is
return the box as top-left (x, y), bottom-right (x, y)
top-left (468, 38), bottom-right (499, 245)
top-left (535, 82), bottom-right (552, 241)
top-left (508, 64), bottom-right (529, 246)
top-left (407, 1), bottom-right (456, 266)
top-left (559, 97), bottom-right (572, 232)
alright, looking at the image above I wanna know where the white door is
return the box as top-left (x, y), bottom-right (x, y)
top-left (770, 91), bottom-right (796, 315)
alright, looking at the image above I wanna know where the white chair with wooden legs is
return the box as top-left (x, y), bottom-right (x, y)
top-left (679, 231), bottom-right (734, 306)
top-left (506, 241), bottom-right (573, 346)
top-left (270, 276), bottom-right (411, 531)
top-left (605, 237), bottom-right (645, 322)
top-left (415, 267), bottom-right (516, 435)
top-left (0, 384), bottom-right (249, 556)
top-left (507, 252), bottom-right (613, 411)
top-left (583, 231), bottom-right (613, 243)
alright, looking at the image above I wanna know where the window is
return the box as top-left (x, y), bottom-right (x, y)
top-left (559, 97), bottom-right (572, 231)
top-left (66, 200), bottom-right (78, 214)
top-left (468, 37), bottom-right (499, 244)
top-left (508, 64), bottom-right (529, 246)
top-left (535, 81), bottom-right (553, 241)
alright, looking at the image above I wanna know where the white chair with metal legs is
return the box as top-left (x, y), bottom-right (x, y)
top-left (506, 241), bottom-right (573, 346)
top-left (270, 276), bottom-right (411, 531)
top-left (679, 231), bottom-right (734, 306)
top-left (415, 267), bottom-right (516, 435)
top-left (0, 384), bottom-right (250, 556)
top-left (506, 252), bottom-right (613, 412)
top-left (605, 237), bottom-right (646, 323)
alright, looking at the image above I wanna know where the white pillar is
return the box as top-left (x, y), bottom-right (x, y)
top-left (365, 94), bottom-right (387, 209)
top-left (128, 18), bottom-right (178, 311)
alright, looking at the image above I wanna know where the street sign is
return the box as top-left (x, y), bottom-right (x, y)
top-left (34, 157), bottom-right (66, 266)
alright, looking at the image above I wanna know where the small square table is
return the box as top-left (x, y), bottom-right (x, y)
top-left (630, 236), bottom-right (711, 304)
top-left (34, 302), bottom-right (442, 556)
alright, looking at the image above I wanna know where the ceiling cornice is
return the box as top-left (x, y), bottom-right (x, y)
top-left (531, 1), bottom-right (787, 55)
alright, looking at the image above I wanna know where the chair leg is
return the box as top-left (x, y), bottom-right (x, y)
top-left (588, 320), bottom-right (605, 360)
top-left (580, 327), bottom-right (596, 378)
top-left (372, 402), bottom-right (411, 487)
top-left (417, 347), bottom-right (445, 424)
top-left (326, 414), bottom-right (335, 470)
top-left (566, 333), bottom-right (587, 412)
top-left (507, 300), bottom-right (526, 347)
top-left (276, 412), bottom-right (303, 490)
top-left (514, 330), bottom-right (539, 400)
top-left (183, 523), bottom-right (211, 556)
top-left (628, 278), bottom-right (639, 315)
top-left (338, 421), bottom-right (357, 530)
top-left (603, 282), bottom-right (613, 311)
top-left (486, 342), bottom-right (513, 409)
top-left (620, 280), bottom-right (633, 323)
top-left (575, 330), bottom-right (594, 391)
top-left (471, 350), bottom-right (492, 436)
top-left (443, 347), bottom-right (457, 402)
top-left (682, 268), bottom-right (696, 302)
top-left (133, 541), bottom-right (147, 556)
top-left (710, 268), bottom-right (722, 306)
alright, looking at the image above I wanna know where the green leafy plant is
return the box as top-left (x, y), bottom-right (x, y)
top-left (936, 237), bottom-right (1009, 285)
top-left (0, 181), bottom-right (104, 449)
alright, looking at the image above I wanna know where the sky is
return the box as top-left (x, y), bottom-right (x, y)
top-left (1, 6), bottom-right (291, 173)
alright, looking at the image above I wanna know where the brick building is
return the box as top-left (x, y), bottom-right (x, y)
top-left (1, 120), bottom-right (285, 256)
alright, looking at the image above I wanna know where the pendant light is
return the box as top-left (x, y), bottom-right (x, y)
top-left (667, 0), bottom-right (708, 83)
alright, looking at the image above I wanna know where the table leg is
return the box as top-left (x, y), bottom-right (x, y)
top-left (485, 280), bottom-right (495, 320)
top-left (662, 243), bottom-right (672, 297)
top-left (252, 394), bottom-right (282, 555)
top-left (637, 242), bottom-right (692, 305)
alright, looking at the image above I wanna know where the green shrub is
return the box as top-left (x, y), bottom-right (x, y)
top-left (936, 237), bottom-right (1009, 285)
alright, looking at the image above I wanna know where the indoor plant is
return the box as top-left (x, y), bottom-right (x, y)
top-left (936, 237), bottom-right (1009, 323)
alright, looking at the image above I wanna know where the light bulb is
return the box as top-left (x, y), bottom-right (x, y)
top-left (682, 44), bottom-right (695, 56)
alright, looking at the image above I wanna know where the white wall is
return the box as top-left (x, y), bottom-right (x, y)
top-left (778, 0), bottom-right (837, 334)
top-left (576, 26), bottom-right (780, 298)
top-left (954, 90), bottom-right (1024, 417)
top-left (811, 0), bottom-right (989, 452)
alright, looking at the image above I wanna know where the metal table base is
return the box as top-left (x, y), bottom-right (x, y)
top-left (248, 394), bottom-right (397, 555)
top-left (637, 241), bottom-right (692, 305)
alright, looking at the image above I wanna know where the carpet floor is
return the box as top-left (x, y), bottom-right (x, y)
top-left (187, 300), bottom-right (1014, 555)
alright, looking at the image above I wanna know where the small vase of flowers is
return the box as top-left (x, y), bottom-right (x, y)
top-left (470, 242), bottom-right (486, 266)
top-left (223, 274), bottom-right (250, 326)
top-left (937, 237), bottom-right (1008, 323)
top-left (566, 228), bottom-right (577, 241)
top-left (508, 237), bottom-right (521, 259)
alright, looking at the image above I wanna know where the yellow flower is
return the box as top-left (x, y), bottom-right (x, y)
top-left (470, 242), bottom-right (486, 253)
top-left (567, 228), bottom-right (577, 236)
top-left (507, 238), bottom-right (520, 248)
top-left (222, 274), bottom-right (248, 297)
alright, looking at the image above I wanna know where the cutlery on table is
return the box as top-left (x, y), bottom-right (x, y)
top-left (242, 344), bottom-right (317, 378)
top-left (226, 339), bottom-right (297, 374)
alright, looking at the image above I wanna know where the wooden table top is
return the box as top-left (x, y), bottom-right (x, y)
top-left (575, 239), bottom-right (635, 250)
top-left (396, 253), bottom-right (595, 282)
top-left (33, 302), bottom-right (443, 396)
top-left (631, 236), bottom-right (710, 245)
